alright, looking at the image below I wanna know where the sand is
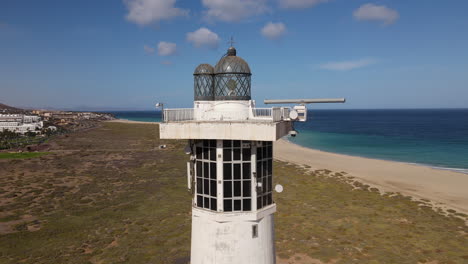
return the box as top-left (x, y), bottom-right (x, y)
top-left (107, 119), bottom-right (160, 124)
top-left (275, 139), bottom-right (468, 214)
top-left (108, 119), bottom-right (468, 214)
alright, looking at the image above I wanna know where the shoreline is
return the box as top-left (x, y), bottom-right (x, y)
top-left (109, 119), bottom-right (467, 214)
top-left (107, 119), bottom-right (160, 124)
top-left (275, 138), bottom-right (468, 215)
top-left (286, 138), bottom-right (468, 175)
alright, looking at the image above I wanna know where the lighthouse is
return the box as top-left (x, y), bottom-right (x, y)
top-left (159, 45), bottom-right (344, 264)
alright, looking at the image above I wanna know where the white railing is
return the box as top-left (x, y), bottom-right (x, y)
top-left (163, 107), bottom-right (291, 122)
top-left (252, 108), bottom-right (272, 118)
top-left (164, 108), bottom-right (194, 122)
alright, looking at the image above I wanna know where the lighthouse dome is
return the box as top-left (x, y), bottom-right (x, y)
top-left (194, 64), bottom-right (214, 75)
top-left (214, 47), bottom-right (251, 100)
top-left (193, 64), bottom-right (215, 101)
top-left (214, 48), bottom-right (251, 74)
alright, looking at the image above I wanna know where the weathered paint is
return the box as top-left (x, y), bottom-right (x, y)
top-left (191, 207), bottom-right (276, 264)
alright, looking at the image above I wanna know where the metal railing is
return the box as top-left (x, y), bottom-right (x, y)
top-left (252, 108), bottom-right (272, 118)
top-left (163, 108), bottom-right (194, 122)
top-left (163, 107), bottom-right (291, 122)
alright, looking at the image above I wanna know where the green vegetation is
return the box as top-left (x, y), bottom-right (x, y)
top-left (0, 152), bottom-right (50, 159)
top-left (0, 122), bottom-right (466, 264)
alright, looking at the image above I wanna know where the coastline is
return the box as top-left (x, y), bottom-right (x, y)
top-left (107, 119), bottom-right (160, 124)
top-left (109, 118), bottom-right (467, 214)
top-left (275, 138), bottom-right (468, 215)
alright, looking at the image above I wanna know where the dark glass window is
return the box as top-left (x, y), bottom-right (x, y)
top-left (224, 181), bottom-right (232, 198)
top-left (243, 199), bottom-right (251, 211)
top-left (224, 199), bottom-right (232, 212)
top-left (223, 163), bottom-right (232, 180)
top-left (233, 148), bottom-right (241, 160)
top-left (242, 163), bottom-right (250, 179)
top-left (210, 198), bottom-right (217, 211)
top-left (256, 141), bottom-right (274, 210)
top-left (210, 148), bottom-right (216, 161)
top-left (210, 163), bottom-right (217, 179)
top-left (210, 180), bottom-right (217, 196)
top-left (195, 141), bottom-right (218, 212)
top-left (197, 195), bottom-right (203, 207)
top-left (242, 148), bottom-right (251, 161)
top-left (197, 179), bottom-right (202, 194)
top-left (223, 149), bottom-right (231, 161)
top-left (234, 181), bottom-right (241, 197)
top-left (234, 200), bottom-right (241, 211)
top-left (243, 181), bottom-right (251, 197)
top-left (204, 179), bottom-right (210, 195)
top-left (222, 140), bottom-right (253, 212)
top-left (233, 164), bottom-right (241, 180)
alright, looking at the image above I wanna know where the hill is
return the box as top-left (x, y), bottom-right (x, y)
top-left (0, 103), bottom-right (25, 113)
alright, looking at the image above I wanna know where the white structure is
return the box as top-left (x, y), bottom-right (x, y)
top-left (0, 114), bottom-right (43, 134)
top-left (159, 46), bottom-right (344, 264)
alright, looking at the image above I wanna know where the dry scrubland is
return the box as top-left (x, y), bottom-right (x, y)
top-left (0, 122), bottom-right (467, 264)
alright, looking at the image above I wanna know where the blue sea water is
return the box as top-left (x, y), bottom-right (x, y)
top-left (108, 109), bottom-right (468, 173)
top-left (109, 110), bottom-right (162, 123)
top-left (290, 109), bottom-right (468, 173)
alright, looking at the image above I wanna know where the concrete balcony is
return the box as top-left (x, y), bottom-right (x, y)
top-left (159, 107), bottom-right (293, 141)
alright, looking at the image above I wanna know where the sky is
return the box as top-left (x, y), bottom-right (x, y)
top-left (1, 0), bottom-right (468, 110)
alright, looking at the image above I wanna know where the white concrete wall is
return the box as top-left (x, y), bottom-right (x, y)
top-left (160, 121), bottom-right (292, 141)
top-left (191, 208), bottom-right (276, 264)
top-left (194, 100), bottom-right (251, 121)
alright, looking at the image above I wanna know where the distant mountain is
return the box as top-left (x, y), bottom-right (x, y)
top-left (0, 103), bottom-right (25, 113)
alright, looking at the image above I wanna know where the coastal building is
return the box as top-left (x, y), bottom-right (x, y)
top-left (0, 114), bottom-right (43, 134)
top-left (159, 46), bottom-right (344, 264)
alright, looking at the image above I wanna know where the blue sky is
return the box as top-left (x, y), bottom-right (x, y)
top-left (1, 0), bottom-right (467, 110)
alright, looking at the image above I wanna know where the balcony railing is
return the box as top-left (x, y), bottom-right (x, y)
top-left (163, 107), bottom-right (291, 123)
top-left (163, 108), bottom-right (194, 122)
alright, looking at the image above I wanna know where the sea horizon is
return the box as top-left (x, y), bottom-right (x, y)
top-left (108, 109), bottom-right (468, 174)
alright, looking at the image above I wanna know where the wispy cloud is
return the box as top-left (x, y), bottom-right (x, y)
top-left (143, 45), bottom-right (155, 54)
top-left (202, 0), bottom-right (269, 22)
top-left (157, 41), bottom-right (177, 56)
top-left (261, 22), bottom-right (286, 40)
top-left (186, 27), bottom-right (220, 49)
top-left (124, 0), bottom-right (188, 26)
top-left (278, 0), bottom-right (328, 9)
top-left (353, 3), bottom-right (399, 25)
top-left (319, 58), bottom-right (377, 71)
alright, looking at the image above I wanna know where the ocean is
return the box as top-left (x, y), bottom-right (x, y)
top-left (109, 109), bottom-right (468, 173)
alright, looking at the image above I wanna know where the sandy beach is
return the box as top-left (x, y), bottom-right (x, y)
top-left (275, 139), bottom-right (468, 214)
top-left (111, 119), bottom-right (468, 214)
top-left (107, 119), bottom-right (160, 124)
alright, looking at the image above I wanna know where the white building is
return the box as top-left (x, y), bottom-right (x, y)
top-left (0, 114), bottom-right (43, 134)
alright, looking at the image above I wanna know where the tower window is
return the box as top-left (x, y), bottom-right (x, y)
top-left (194, 140), bottom-right (218, 212)
top-left (256, 141), bottom-right (273, 210)
top-left (222, 140), bottom-right (252, 212)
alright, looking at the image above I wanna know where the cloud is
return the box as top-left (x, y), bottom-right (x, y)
top-left (353, 3), bottom-right (399, 25)
top-left (278, 0), bottom-right (327, 9)
top-left (144, 45), bottom-right (155, 54)
top-left (202, 0), bottom-right (269, 22)
top-left (124, 0), bottom-right (188, 26)
top-left (157, 41), bottom-right (177, 56)
top-left (319, 58), bottom-right (377, 71)
top-left (261, 22), bottom-right (286, 39)
top-left (186, 27), bottom-right (220, 49)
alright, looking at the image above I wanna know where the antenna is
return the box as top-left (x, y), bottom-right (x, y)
top-left (228, 36), bottom-right (235, 47)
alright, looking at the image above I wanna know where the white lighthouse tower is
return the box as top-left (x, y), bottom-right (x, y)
top-left (159, 46), bottom-right (344, 264)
